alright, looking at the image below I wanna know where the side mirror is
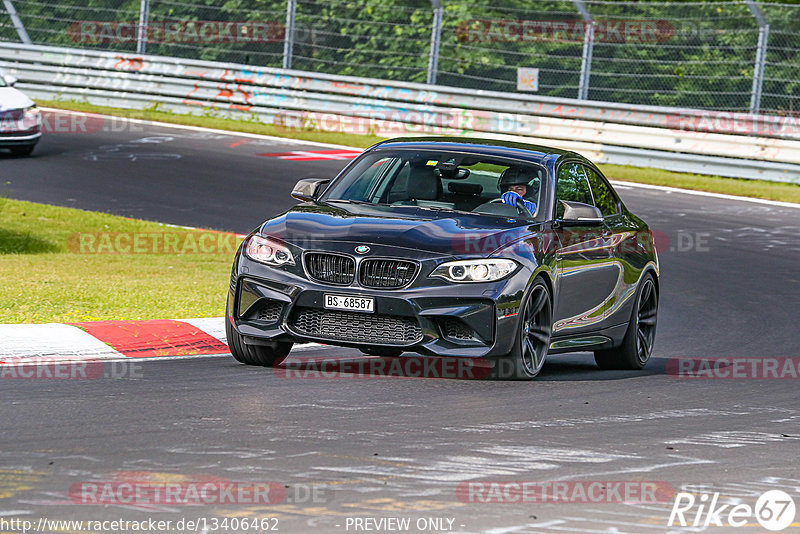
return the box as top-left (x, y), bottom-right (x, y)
top-left (558, 200), bottom-right (603, 226)
top-left (291, 178), bottom-right (330, 202)
top-left (4, 75), bottom-right (18, 86)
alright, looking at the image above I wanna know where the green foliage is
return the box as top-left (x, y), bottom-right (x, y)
top-left (6, 0), bottom-right (800, 112)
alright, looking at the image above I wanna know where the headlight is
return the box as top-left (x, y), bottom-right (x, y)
top-left (21, 106), bottom-right (41, 130)
top-left (430, 259), bottom-right (518, 283)
top-left (244, 235), bottom-right (295, 266)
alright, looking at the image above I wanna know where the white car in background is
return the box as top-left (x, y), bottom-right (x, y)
top-left (0, 71), bottom-right (41, 157)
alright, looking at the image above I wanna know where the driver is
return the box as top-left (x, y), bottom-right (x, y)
top-left (498, 167), bottom-right (537, 214)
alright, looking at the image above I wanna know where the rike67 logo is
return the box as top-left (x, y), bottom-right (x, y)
top-left (668, 490), bottom-right (796, 531)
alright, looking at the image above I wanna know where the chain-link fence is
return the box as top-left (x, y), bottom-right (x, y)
top-left (1, 0), bottom-right (798, 115)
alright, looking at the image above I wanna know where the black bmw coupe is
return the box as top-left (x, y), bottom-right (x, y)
top-left (226, 137), bottom-right (659, 379)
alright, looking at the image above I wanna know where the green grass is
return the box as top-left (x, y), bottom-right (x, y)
top-left (39, 99), bottom-right (800, 205)
top-left (0, 197), bottom-right (236, 323)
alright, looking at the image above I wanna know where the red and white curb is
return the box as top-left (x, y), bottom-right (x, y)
top-left (0, 318), bottom-right (228, 361)
top-left (0, 318), bottom-right (324, 362)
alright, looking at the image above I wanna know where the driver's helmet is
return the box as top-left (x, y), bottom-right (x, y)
top-left (498, 167), bottom-right (538, 196)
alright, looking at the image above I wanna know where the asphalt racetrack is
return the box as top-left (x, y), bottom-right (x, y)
top-left (1, 110), bottom-right (799, 533)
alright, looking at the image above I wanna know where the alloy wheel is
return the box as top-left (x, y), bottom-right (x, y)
top-left (521, 284), bottom-right (552, 376)
top-left (635, 278), bottom-right (658, 364)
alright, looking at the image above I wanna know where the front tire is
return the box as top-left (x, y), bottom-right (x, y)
top-left (225, 316), bottom-right (292, 366)
top-left (489, 278), bottom-right (552, 380)
top-left (594, 273), bottom-right (658, 370)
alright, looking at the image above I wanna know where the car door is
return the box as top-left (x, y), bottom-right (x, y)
top-left (582, 164), bottom-right (641, 327)
top-left (551, 161), bottom-right (617, 335)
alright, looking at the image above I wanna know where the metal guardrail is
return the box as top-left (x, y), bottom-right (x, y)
top-left (1, 42), bottom-right (799, 184)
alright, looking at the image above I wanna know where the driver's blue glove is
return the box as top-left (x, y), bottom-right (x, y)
top-left (501, 191), bottom-right (522, 206)
top-left (502, 191), bottom-right (537, 214)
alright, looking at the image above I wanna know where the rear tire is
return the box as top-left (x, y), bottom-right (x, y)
top-left (225, 316), bottom-right (292, 366)
top-left (594, 273), bottom-right (658, 370)
top-left (489, 278), bottom-right (552, 380)
top-left (11, 145), bottom-right (35, 157)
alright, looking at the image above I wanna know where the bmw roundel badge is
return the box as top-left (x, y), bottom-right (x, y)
top-left (355, 245), bottom-right (370, 254)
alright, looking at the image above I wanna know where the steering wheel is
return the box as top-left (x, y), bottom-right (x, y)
top-left (489, 196), bottom-right (530, 215)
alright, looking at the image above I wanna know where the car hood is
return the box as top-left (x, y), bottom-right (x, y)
top-left (259, 202), bottom-right (537, 256)
top-left (0, 86), bottom-right (34, 111)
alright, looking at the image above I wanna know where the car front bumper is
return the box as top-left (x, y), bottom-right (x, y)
top-left (227, 253), bottom-right (531, 358)
top-left (0, 131), bottom-right (41, 147)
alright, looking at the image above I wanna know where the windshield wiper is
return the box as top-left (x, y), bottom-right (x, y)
top-left (325, 199), bottom-right (372, 205)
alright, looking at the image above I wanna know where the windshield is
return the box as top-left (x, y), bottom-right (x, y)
top-left (321, 149), bottom-right (545, 220)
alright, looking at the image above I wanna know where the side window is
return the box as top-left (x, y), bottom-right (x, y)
top-left (555, 162), bottom-right (593, 218)
top-left (371, 158), bottom-right (404, 201)
top-left (341, 157), bottom-right (392, 201)
top-left (584, 166), bottom-right (619, 217)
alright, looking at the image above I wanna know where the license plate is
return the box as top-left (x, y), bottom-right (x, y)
top-left (324, 294), bottom-right (374, 313)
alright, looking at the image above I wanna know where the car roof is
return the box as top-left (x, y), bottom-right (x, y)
top-left (371, 136), bottom-right (583, 166)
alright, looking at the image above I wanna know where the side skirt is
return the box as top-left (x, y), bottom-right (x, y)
top-left (547, 323), bottom-right (628, 354)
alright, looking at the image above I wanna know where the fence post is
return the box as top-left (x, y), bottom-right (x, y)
top-left (2, 0), bottom-right (31, 44)
top-left (746, 0), bottom-right (768, 114)
top-left (427, 0), bottom-right (443, 85)
top-left (572, 0), bottom-right (593, 100)
top-left (136, 0), bottom-right (149, 54)
top-left (283, 0), bottom-right (297, 70)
